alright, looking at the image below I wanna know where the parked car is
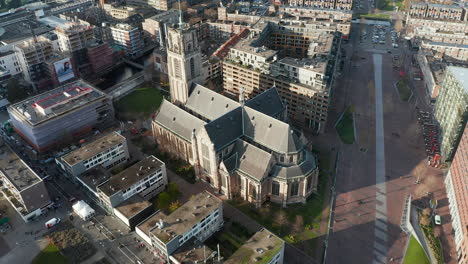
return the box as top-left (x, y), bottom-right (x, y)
top-left (434, 215), bottom-right (441, 225)
top-left (68, 197), bottom-right (77, 204)
top-left (45, 217), bottom-right (61, 229)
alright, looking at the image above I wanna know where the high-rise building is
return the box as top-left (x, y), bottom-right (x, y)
top-left (142, 10), bottom-right (179, 45)
top-left (54, 21), bottom-right (95, 72)
top-left (166, 23), bottom-right (203, 105)
top-left (110, 23), bottom-right (143, 57)
top-left (434, 66), bottom-right (468, 161)
top-left (7, 80), bottom-right (115, 152)
top-left (13, 36), bottom-right (53, 84)
top-left (445, 123), bottom-right (468, 264)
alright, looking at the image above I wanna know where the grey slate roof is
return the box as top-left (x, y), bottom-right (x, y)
top-left (234, 140), bottom-right (274, 181)
top-left (243, 107), bottom-right (303, 154)
top-left (245, 87), bottom-right (285, 118)
top-left (273, 151), bottom-right (317, 179)
top-left (186, 84), bottom-right (240, 121)
top-left (204, 107), bottom-right (243, 150)
top-left (153, 99), bottom-right (205, 142)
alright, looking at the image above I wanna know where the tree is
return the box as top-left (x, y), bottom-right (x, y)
top-left (274, 209), bottom-right (288, 236)
top-left (6, 78), bottom-right (25, 103)
top-left (292, 215), bottom-right (304, 233)
top-left (169, 200), bottom-right (181, 213)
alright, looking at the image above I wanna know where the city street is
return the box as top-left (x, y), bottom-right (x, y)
top-left (319, 21), bottom-right (457, 264)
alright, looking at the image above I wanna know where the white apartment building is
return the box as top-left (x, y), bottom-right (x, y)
top-left (110, 23), bottom-right (143, 57)
top-left (228, 39), bottom-right (278, 73)
top-left (445, 172), bottom-right (464, 250)
top-left (57, 131), bottom-right (130, 178)
top-left (136, 191), bottom-right (223, 262)
top-left (0, 50), bottom-right (21, 76)
top-left (273, 57), bottom-right (328, 89)
top-left (97, 155), bottom-right (168, 212)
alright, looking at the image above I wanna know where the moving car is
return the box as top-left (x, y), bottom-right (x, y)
top-left (434, 215), bottom-right (441, 225)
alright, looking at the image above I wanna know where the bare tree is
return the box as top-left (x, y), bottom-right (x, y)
top-left (275, 209), bottom-right (288, 236)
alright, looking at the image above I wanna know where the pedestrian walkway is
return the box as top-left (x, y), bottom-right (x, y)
top-left (373, 53), bottom-right (389, 264)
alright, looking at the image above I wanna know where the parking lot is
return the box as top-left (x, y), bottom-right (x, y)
top-left (359, 24), bottom-right (401, 52)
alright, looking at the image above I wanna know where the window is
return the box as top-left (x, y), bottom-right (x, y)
top-left (190, 58), bottom-right (195, 78)
top-left (290, 182), bottom-right (299, 196)
top-left (307, 176), bottom-right (312, 191)
top-left (272, 181), bottom-right (280, 196)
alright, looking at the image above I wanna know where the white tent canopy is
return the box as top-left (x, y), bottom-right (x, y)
top-left (72, 200), bottom-right (95, 220)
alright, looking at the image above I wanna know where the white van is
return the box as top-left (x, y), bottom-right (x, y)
top-left (45, 217), bottom-right (61, 229)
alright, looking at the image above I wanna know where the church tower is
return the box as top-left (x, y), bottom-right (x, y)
top-left (166, 22), bottom-right (202, 105)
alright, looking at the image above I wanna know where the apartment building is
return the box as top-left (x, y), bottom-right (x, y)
top-left (127, 0), bottom-right (176, 11)
top-left (136, 191), bottom-right (223, 262)
top-left (416, 50), bottom-right (446, 102)
top-left (409, 2), bottom-right (465, 21)
top-left (0, 50), bottom-right (21, 76)
top-left (420, 41), bottom-right (468, 62)
top-left (226, 228), bottom-right (285, 264)
top-left (87, 42), bottom-right (114, 75)
top-left (0, 141), bottom-right (51, 222)
top-left (7, 80), bottom-right (115, 152)
top-left (103, 4), bottom-right (138, 21)
top-left (13, 36), bottom-right (53, 84)
top-left (54, 21), bottom-right (95, 71)
top-left (223, 24), bottom-right (340, 132)
top-left (110, 23), bottom-right (143, 57)
top-left (445, 123), bottom-right (468, 264)
top-left (434, 66), bottom-right (468, 161)
top-left (286, 0), bottom-right (353, 10)
top-left (97, 155), bottom-right (167, 212)
top-left (57, 131), bottom-right (129, 178)
top-left (142, 10), bottom-right (179, 45)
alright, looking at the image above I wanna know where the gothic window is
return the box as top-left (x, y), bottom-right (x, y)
top-left (290, 182), bottom-right (299, 196)
top-left (306, 176), bottom-right (312, 191)
top-left (220, 175), bottom-right (226, 187)
top-left (173, 58), bottom-right (181, 78)
top-left (249, 183), bottom-right (257, 198)
top-left (272, 181), bottom-right (280, 196)
top-left (190, 58), bottom-right (195, 78)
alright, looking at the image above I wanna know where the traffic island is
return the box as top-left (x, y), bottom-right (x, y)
top-left (395, 78), bottom-right (413, 102)
top-left (335, 106), bottom-right (355, 144)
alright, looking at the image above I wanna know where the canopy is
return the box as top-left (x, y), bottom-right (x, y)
top-left (72, 200), bottom-right (95, 220)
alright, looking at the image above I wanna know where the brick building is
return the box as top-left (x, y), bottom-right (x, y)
top-left (445, 123), bottom-right (468, 263)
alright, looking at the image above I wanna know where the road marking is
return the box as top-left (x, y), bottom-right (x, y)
top-left (373, 54), bottom-right (388, 262)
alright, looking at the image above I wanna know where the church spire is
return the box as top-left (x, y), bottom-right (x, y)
top-left (178, 0), bottom-right (184, 28)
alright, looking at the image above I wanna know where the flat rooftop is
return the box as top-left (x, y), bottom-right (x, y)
top-left (137, 211), bottom-right (168, 236)
top-left (172, 238), bottom-right (214, 264)
top-left (233, 38), bottom-right (278, 59)
top-left (61, 131), bottom-right (126, 166)
top-left (0, 143), bottom-right (41, 191)
top-left (279, 57), bottom-right (327, 74)
top-left (114, 195), bottom-right (152, 219)
top-left (98, 155), bottom-right (164, 197)
top-left (448, 66), bottom-right (468, 93)
top-left (8, 80), bottom-right (106, 126)
top-left (76, 167), bottom-right (112, 193)
top-left (150, 191), bottom-right (222, 243)
top-left (225, 228), bottom-right (284, 264)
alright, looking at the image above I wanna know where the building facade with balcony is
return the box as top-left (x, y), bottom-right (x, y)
top-left (434, 66), bottom-right (468, 161)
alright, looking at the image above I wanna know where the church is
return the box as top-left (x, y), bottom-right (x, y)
top-left (151, 23), bottom-right (319, 207)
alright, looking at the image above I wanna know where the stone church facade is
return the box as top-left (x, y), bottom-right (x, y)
top-left (152, 23), bottom-right (319, 207)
